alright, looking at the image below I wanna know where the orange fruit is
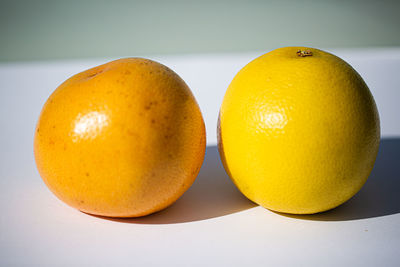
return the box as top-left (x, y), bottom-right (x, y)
top-left (218, 47), bottom-right (380, 214)
top-left (34, 58), bottom-right (206, 217)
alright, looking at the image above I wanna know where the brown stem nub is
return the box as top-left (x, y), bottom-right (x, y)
top-left (297, 50), bottom-right (313, 57)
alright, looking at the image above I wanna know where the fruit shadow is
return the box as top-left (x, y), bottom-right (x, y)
top-left (96, 145), bottom-right (256, 224)
top-left (281, 137), bottom-right (400, 221)
top-left (92, 138), bottom-right (399, 224)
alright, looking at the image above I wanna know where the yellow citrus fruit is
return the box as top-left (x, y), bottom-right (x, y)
top-left (34, 58), bottom-right (206, 217)
top-left (218, 47), bottom-right (380, 214)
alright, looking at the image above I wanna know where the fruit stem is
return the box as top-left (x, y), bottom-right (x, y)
top-left (297, 50), bottom-right (313, 57)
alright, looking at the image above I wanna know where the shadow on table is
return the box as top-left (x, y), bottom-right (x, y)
top-left (95, 145), bottom-right (255, 224)
top-left (281, 138), bottom-right (400, 221)
top-left (93, 138), bottom-right (400, 224)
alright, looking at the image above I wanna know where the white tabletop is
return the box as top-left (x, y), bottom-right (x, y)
top-left (1, 48), bottom-right (400, 266)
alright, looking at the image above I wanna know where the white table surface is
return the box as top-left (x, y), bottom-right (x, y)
top-left (1, 48), bottom-right (400, 266)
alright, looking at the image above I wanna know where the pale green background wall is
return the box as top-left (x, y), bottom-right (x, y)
top-left (1, 0), bottom-right (399, 62)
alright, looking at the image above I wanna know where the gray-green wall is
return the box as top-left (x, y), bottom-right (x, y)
top-left (1, 0), bottom-right (399, 62)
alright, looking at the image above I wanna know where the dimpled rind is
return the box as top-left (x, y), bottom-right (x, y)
top-left (218, 47), bottom-right (380, 214)
top-left (34, 58), bottom-right (206, 217)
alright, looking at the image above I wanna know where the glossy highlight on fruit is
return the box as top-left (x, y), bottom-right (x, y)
top-left (218, 47), bottom-right (380, 214)
top-left (34, 58), bottom-right (206, 218)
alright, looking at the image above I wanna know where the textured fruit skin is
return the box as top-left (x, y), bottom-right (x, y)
top-left (34, 58), bottom-right (206, 217)
top-left (218, 47), bottom-right (380, 214)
